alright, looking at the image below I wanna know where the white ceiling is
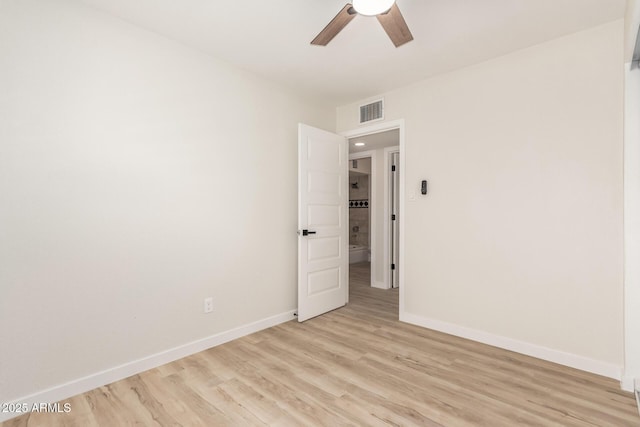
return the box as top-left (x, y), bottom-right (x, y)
top-left (78, 0), bottom-right (626, 106)
top-left (349, 129), bottom-right (399, 153)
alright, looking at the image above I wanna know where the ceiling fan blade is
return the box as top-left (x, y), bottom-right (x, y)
top-left (311, 3), bottom-right (357, 46)
top-left (376, 3), bottom-right (413, 47)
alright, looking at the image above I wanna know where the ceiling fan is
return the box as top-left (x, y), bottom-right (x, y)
top-left (311, 0), bottom-right (413, 48)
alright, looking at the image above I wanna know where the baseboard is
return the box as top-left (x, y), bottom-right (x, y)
top-left (621, 375), bottom-right (636, 392)
top-left (636, 378), bottom-right (640, 415)
top-left (400, 311), bottom-right (622, 382)
top-left (371, 280), bottom-right (388, 289)
top-left (0, 310), bottom-right (296, 423)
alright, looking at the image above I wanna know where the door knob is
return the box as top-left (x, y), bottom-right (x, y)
top-left (302, 229), bottom-right (317, 236)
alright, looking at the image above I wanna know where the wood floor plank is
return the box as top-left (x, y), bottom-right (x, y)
top-left (121, 374), bottom-right (180, 426)
top-left (215, 378), bottom-right (297, 426)
top-left (2, 261), bottom-right (638, 426)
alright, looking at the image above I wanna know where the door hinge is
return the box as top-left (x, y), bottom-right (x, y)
top-left (391, 165), bottom-right (396, 172)
top-left (391, 214), bottom-right (396, 221)
top-left (391, 264), bottom-right (396, 270)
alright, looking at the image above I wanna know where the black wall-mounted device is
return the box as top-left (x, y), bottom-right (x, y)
top-left (421, 180), bottom-right (427, 195)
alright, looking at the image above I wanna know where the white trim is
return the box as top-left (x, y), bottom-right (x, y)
top-left (621, 375), bottom-right (636, 392)
top-left (349, 150), bottom-right (377, 289)
top-left (0, 310), bottom-right (296, 423)
top-left (371, 281), bottom-right (387, 289)
top-left (342, 119), bottom-right (404, 140)
top-left (383, 146), bottom-right (400, 290)
top-left (399, 125), bottom-right (405, 315)
top-left (400, 311), bottom-right (623, 381)
top-left (635, 379), bottom-right (640, 414)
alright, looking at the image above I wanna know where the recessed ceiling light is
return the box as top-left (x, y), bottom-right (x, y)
top-left (354, 142), bottom-right (365, 146)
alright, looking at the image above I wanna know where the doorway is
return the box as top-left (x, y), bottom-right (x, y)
top-left (348, 153), bottom-right (374, 289)
top-left (348, 128), bottom-right (400, 291)
top-left (297, 120), bottom-right (405, 321)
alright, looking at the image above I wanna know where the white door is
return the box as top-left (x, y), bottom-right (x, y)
top-left (297, 124), bottom-right (348, 322)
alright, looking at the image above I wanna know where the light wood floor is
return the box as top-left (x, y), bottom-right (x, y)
top-left (3, 262), bottom-right (639, 426)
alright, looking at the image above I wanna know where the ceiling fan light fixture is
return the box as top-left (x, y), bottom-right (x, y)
top-left (352, 0), bottom-right (396, 16)
top-left (311, 0), bottom-right (412, 47)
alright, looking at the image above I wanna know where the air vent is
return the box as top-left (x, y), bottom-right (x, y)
top-left (359, 99), bottom-right (384, 124)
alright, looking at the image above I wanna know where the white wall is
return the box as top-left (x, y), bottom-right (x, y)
top-left (623, 0), bottom-right (640, 392)
top-left (372, 145), bottom-right (396, 289)
top-left (349, 157), bottom-right (371, 174)
top-left (624, 66), bottom-right (640, 392)
top-left (371, 147), bottom-right (387, 288)
top-left (0, 0), bottom-right (334, 407)
top-left (338, 21), bottom-right (625, 376)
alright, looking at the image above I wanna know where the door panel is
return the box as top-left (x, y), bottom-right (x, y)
top-left (308, 172), bottom-right (340, 194)
top-left (308, 268), bottom-right (341, 295)
top-left (308, 237), bottom-right (341, 261)
top-left (308, 204), bottom-right (341, 226)
top-left (298, 124), bottom-right (348, 322)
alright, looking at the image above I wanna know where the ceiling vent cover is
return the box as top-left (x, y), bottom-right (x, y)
top-left (359, 99), bottom-right (384, 124)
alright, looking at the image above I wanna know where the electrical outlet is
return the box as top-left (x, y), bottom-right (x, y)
top-left (203, 297), bottom-right (213, 314)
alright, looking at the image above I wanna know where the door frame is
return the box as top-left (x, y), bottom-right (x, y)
top-left (384, 145), bottom-right (400, 289)
top-left (342, 119), bottom-right (405, 315)
top-left (348, 150), bottom-right (378, 289)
